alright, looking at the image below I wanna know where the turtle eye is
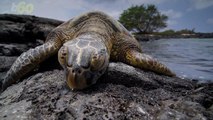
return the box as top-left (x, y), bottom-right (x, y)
top-left (90, 49), bottom-right (107, 71)
top-left (58, 46), bottom-right (68, 66)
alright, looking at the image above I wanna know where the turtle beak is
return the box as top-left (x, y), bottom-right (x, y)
top-left (67, 72), bottom-right (77, 89)
top-left (66, 68), bottom-right (88, 90)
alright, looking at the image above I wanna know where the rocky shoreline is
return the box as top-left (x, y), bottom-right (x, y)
top-left (0, 14), bottom-right (212, 120)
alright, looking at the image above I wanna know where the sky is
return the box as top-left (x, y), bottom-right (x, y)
top-left (0, 0), bottom-right (213, 32)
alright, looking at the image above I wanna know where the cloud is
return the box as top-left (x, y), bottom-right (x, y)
top-left (32, 0), bottom-right (89, 20)
top-left (0, 0), bottom-right (169, 20)
top-left (161, 9), bottom-right (182, 26)
top-left (81, 0), bottom-right (169, 20)
top-left (161, 9), bottom-right (182, 19)
top-left (167, 20), bottom-right (178, 26)
top-left (207, 18), bottom-right (213, 24)
top-left (191, 0), bottom-right (213, 10)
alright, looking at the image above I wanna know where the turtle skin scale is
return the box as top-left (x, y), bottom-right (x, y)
top-left (1, 11), bottom-right (175, 91)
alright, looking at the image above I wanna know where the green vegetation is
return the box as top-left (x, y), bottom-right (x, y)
top-left (119, 4), bottom-right (168, 33)
top-left (156, 29), bottom-right (196, 36)
top-left (119, 5), bottom-right (213, 39)
top-left (175, 28), bottom-right (195, 35)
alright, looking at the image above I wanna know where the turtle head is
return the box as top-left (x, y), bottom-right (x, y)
top-left (58, 38), bottom-right (109, 90)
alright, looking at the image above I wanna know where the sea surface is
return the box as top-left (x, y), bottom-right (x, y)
top-left (140, 38), bottom-right (213, 81)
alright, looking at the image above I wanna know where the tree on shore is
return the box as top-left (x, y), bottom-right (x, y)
top-left (119, 4), bottom-right (168, 34)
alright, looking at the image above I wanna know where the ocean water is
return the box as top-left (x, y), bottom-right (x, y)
top-left (140, 38), bottom-right (213, 81)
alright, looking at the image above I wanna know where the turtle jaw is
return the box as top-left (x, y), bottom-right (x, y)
top-left (67, 73), bottom-right (87, 90)
top-left (66, 67), bottom-right (88, 90)
top-left (65, 66), bottom-right (100, 90)
top-left (65, 64), bottom-right (108, 90)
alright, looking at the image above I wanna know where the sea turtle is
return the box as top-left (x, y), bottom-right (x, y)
top-left (1, 11), bottom-right (175, 91)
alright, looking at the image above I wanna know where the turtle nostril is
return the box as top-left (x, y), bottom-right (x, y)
top-left (78, 69), bottom-right (82, 74)
top-left (71, 65), bottom-right (83, 74)
top-left (92, 54), bottom-right (98, 59)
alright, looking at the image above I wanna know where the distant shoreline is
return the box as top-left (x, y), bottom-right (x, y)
top-left (134, 33), bottom-right (213, 41)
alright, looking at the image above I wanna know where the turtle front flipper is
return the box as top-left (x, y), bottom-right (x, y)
top-left (112, 33), bottom-right (175, 77)
top-left (1, 40), bottom-right (61, 91)
top-left (125, 50), bottom-right (176, 77)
